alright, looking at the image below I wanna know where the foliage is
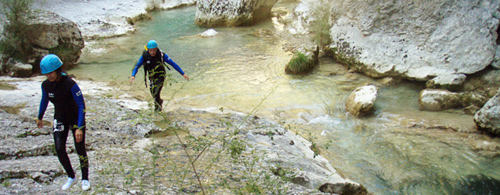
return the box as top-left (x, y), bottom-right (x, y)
top-left (307, 132), bottom-right (320, 158)
top-left (1, 180), bottom-right (11, 187)
top-left (228, 138), bottom-right (245, 159)
top-left (0, 0), bottom-right (34, 62)
top-left (285, 52), bottom-right (314, 74)
top-left (309, 0), bottom-right (334, 48)
top-left (271, 166), bottom-right (295, 182)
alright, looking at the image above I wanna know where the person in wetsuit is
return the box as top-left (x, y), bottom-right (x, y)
top-left (130, 39), bottom-right (189, 111)
top-left (36, 54), bottom-right (90, 191)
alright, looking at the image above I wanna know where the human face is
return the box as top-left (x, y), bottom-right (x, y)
top-left (148, 48), bottom-right (158, 56)
top-left (45, 71), bottom-right (59, 82)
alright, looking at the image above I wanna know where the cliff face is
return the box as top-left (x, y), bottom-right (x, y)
top-left (289, 0), bottom-right (500, 81)
top-left (195, 0), bottom-right (279, 27)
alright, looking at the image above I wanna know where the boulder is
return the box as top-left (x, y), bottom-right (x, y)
top-left (26, 11), bottom-right (84, 71)
top-left (345, 85), bottom-right (378, 117)
top-left (474, 90), bottom-right (500, 135)
top-left (285, 46), bottom-right (319, 74)
top-left (460, 92), bottom-right (488, 109)
top-left (1, 58), bottom-right (34, 77)
top-left (418, 89), bottom-right (461, 111)
top-left (198, 28), bottom-right (218, 37)
top-left (290, 0), bottom-right (499, 81)
top-left (9, 63), bottom-right (33, 78)
top-left (426, 74), bottom-right (467, 91)
top-left (195, 0), bottom-right (279, 27)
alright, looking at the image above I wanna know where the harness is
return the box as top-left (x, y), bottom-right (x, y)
top-left (141, 49), bottom-right (171, 87)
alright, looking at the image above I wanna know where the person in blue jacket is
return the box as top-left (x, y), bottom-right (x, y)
top-left (130, 39), bottom-right (189, 111)
top-left (36, 54), bottom-right (90, 191)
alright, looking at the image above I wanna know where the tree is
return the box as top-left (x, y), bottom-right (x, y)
top-left (0, 0), bottom-right (34, 62)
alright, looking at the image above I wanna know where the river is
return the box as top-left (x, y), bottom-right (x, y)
top-left (69, 4), bottom-right (500, 195)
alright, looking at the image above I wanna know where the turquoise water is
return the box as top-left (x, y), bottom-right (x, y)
top-left (70, 5), bottom-right (500, 195)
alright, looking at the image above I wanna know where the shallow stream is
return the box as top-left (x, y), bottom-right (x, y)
top-left (69, 5), bottom-right (500, 195)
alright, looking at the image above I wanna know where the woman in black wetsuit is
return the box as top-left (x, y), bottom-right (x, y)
top-left (36, 54), bottom-right (90, 191)
top-left (130, 39), bottom-right (189, 111)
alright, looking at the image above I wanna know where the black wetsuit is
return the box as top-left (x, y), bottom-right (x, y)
top-left (38, 75), bottom-right (88, 180)
top-left (131, 50), bottom-right (186, 111)
top-left (143, 50), bottom-right (166, 111)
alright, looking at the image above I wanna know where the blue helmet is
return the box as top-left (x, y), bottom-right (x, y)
top-left (147, 40), bottom-right (158, 49)
top-left (40, 54), bottom-right (63, 74)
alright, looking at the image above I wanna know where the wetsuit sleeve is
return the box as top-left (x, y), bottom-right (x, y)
top-left (131, 56), bottom-right (145, 77)
top-left (70, 84), bottom-right (86, 129)
top-left (163, 53), bottom-right (185, 75)
top-left (38, 86), bottom-right (49, 120)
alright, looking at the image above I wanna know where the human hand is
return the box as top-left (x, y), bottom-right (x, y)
top-left (36, 119), bottom-right (43, 128)
top-left (130, 76), bottom-right (135, 84)
top-left (75, 129), bottom-right (83, 143)
top-left (183, 74), bottom-right (189, 81)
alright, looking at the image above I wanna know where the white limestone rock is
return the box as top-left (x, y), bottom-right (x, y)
top-left (10, 63), bottom-right (33, 78)
top-left (198, 28), bottom-right (218, 37)
top-left (418, 89), bottom-right (461, 111)
top-left (195, 0), bottom-right (279, 27)
top-left (289, 0), bottom-right (499, 81)
top-left (474, 89), bottom-right (500, 135)
top-left (345, 85), bottom-right (378, 117)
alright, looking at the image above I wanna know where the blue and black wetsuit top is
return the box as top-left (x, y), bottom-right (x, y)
top-left (131, 50), bottom-right (185, 79)
top-left (38, 75), bottom-right (86, 129)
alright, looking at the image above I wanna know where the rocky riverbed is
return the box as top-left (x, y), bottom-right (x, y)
top-left (0, 1), bottom-right (368, 194)
top-left (0, 76), bottom-right (369, 194)
top-left (2, 0), bottom-right (500, 194)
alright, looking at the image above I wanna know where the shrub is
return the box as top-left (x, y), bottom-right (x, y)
top-left (285, 52), bottom-right (314, 74)
top-left (0, 0), bottom-right (34, 62)
top-left (310, 0), bottom-right (334, 48)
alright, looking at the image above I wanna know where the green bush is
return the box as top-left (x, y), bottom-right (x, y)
top-left (0, 0), bottom-right (34, 62)
top-left (285, 52), bottom-right (314, 74)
